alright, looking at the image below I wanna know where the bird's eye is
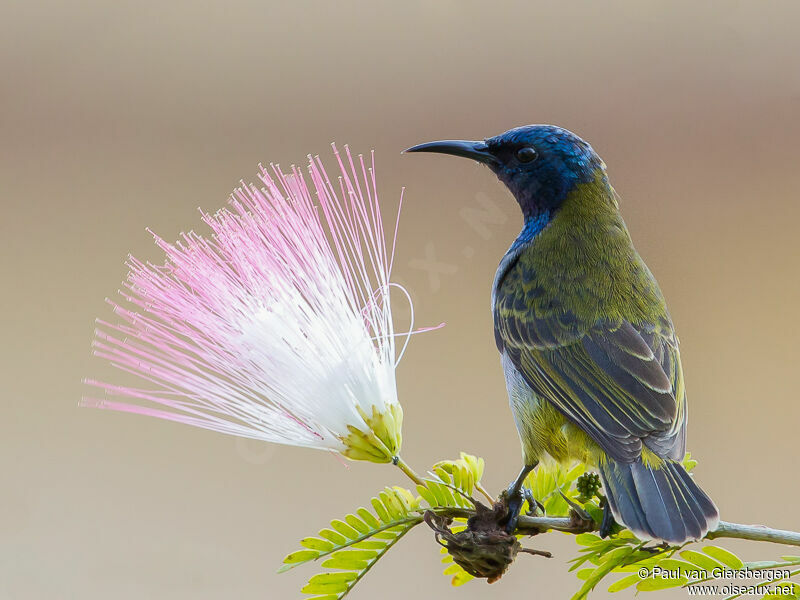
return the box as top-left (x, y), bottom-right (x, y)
top-left (516, 146), bottom-right (538, 163)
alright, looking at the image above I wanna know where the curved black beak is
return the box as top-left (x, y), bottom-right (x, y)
top-left (404, 139), bottom-right (498, 166)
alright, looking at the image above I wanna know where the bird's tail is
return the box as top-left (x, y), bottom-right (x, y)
top-left (599, 458), bottom-right (719, 544)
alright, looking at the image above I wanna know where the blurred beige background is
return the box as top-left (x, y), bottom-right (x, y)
top-left (2, 1), bottom-right (800, 599)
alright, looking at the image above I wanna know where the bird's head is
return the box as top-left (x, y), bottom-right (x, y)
top-left (406, 125), bottom-right (606, 220)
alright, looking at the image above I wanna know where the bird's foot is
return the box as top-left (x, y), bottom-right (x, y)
top-left (501, 484), bottom-right (542, 533)
top-left (640, 542), bottom-right (672, 554)
top-left (524, 488), bottom-right (545, 516)
top-left (500, 485), bottom-right (524, 534)
top-left (500, 463), bottom-right (538, 534)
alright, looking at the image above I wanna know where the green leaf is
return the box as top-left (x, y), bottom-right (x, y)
top-left (372, 530), bottom-right (398, 540)
top-left (319, 529), bottom-right (348, 546)
top-left (566, 462), bottom-right (586, 483)
top-left (658, 558), bottom-right (707, 576)
top-left (430, 454), bottom-right (486, 506)
top-left (351, 541), bottom-right (386, 550)
top-left (451, 568), bottom-right (474, 587)
top-left (616, 530), bottom-right (640, 541)
top-left (680, 549), bottom-right (723, 572)
top-left (440, 558), bottom-right (475, 586)
top-left (281, 477), bottom-right (431, 599)
top-left (776, 581), bottom-right (800, 593)
top-left (392, 486), bottom-right (418, 510)
top-left (370, 497), bottom-right (391, 523)
top-left (524, 459), bottom-right (587, 514)
top-left (301, 538), bottom-right (334, 552)
top-left (283, 550), bottom-right (320, 565)
top-left (702, 546), bottom-right (744, 570)
top-left (422, 454), bottom-right (493, 589)
top-left (613, 556), bottom-right (663, 573)
top-left (433, 467), bottom-right (452, 485)
top-left (682, 452), bottom-right (698, 472)
top-left (380, 490), bottom-right (404, 521)
top-left (544, 492), bottom-right (569, 516)
top-left (600, 546), bottom-right (636, 564)
top-left (280, 486), bottom-right (421, 576)
top-left (329, 549), bottom-right (378, 562)
top-left (571, 546), bottom-right (637, 600)
top-left (307, 573), bottom-right (357, 585)
top-left (356, 508), bottom-right (380, 530)
top-left (453, 466), bottom-right (465, 493)
top-left (284, 455), bottom-right (493, 600)
top-left (330, 520), bottom-right (359, 540)
top-left (344, 514), bottom-right (369, 535)
top-left (583, 503), bottom-right (604, 526)
top-left (441, 564), bottom-right (461, 577)
top-left (438, 483), bottom-right (456, 506)
top-left (637, 576), bottom-right (688, 591)
top-left (575, 533), bottom-right (602, 546)
top-left (416, 485), bottom-right (437, 507)
top-left (460, 452), bottom-right (485, 481)
top-left (321, 557), bottom-right (370, 571)
top-left (607, 573), bottom-right (642, 592)
top-left (301, 580), bottom-right (347, 594)
top-left (315, 521), bottom-right (415, 598)
top-left (426, 481), bottom-right (447, 506)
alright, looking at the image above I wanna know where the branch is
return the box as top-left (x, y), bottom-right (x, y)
top-left (435, 507), bottom-right (595, 535)
top-left (706, 521), bottom-right (800, 547)
top-left (516, 515), bottom-right (800, 548)
top-left (435, 508), bottom-right (800, 547)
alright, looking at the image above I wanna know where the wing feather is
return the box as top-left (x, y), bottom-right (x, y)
top-left (494, 253), bottom-right (686, 463)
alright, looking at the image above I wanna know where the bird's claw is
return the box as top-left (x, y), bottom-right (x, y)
top-left (503, 485), bottom-right (542, 533)
top-left (640, 542), bottom-right (671, 554)
top-left (503, 487), bottom-right (524, 533)
top-left (524, 488), bottom-right (545, 516)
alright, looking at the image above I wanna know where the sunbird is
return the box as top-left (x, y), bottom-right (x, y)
top-left (406, 125), bottom-right (719, 544)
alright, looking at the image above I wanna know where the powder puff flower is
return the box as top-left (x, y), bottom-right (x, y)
top-left (84, 146), bottom-right (422, 465)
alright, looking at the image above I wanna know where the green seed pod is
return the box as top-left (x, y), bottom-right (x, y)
top-left (576, 472), bottom-right (602, 502)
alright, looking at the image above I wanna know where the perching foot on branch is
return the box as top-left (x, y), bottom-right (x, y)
top-left (501, 463), bottom-right (538, 533)
top-left (424, 492), bottom-right (552, 584)
top-left (523, 488), bottom-right (545, 516)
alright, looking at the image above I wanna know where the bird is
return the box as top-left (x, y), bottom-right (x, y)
top-left (405, 125), bottom-right (719, 544)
